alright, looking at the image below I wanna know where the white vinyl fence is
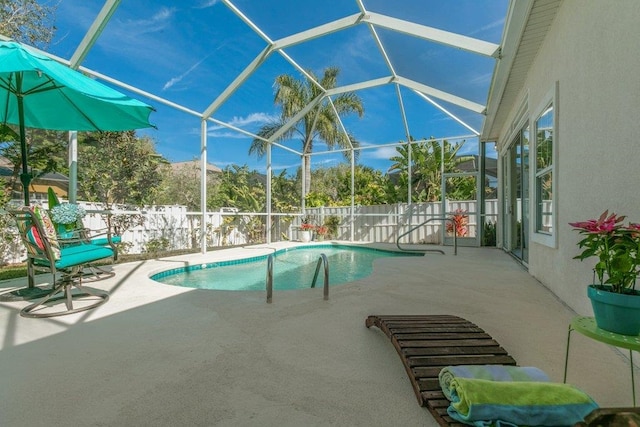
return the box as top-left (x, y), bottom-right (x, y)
top-left (1, 199), bottom-right (500, 265)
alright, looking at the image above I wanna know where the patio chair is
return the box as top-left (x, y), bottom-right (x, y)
top-left (11, 206), bottom-right (112, 318)
top-left (55, 215), bottom-right (120, 281)
top-left (47, 189), bottom-right (121, 263)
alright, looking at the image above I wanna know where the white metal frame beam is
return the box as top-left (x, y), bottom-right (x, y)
top-left (69, 0), bottom-right (121, 69)
top-left (396, 76), bottom-right (486, 114)
top-left (273, 13), bottom-right (363, 50)
top-left (363, 12), bottom-right (501, 58)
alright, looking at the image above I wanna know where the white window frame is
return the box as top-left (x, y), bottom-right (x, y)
top-left (530, 82), bottom-right (558, 248)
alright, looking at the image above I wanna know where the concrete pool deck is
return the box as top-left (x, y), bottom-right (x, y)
top-left (0, 242), bottom-right (636, 426)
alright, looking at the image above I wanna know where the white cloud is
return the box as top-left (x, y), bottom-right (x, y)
top-left (207, 131), bottom-right (249, 139)
top-left (196, 0), bottom-right (220, 8)
top-left (477, 18), bottom-right (505, 34)
top-left (228, 112), bottom-right (279, 127)
top-left (122, 7), bottom-right (176, 36)
top-left (363, 146), bottom-right (399, 160)
top-left (206, 112), bottom-right (279, 134)
top-left (163, 55), bottom-right (209, 91)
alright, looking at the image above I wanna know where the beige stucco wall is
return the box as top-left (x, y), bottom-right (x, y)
top-left (496, 0), bottom-right (640, 314)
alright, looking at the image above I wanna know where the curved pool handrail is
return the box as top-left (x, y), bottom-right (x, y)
top-left (396, 216), bottom-right (457, 255)
top-left (310, 254), bottom-right (329, 300)
top-left (266, 253), bottom-right (274, 303)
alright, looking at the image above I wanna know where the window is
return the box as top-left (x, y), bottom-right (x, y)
top-left (531, 82), bottom-right (558, 248)
top-left (535, 103), bottom-right (553, 235)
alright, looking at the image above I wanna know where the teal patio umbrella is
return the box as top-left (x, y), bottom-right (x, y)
top-left (0, 40), bottom-right (154, 300)
top-left (0, 40), bottom-right (154, 205)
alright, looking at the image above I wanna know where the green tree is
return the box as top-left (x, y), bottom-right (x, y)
top-left (249, 67), bottom-right (364, 195)
top-left (0, 0), bottom-right (57, 48)
top-left (336, 165), bottom-right (388, 206)
top-left (0, 1), bottom-right (59, 201)
top-left (77, 131), bottom-right (166, 207)
top-left (305, 164), bottom-right (390, 207)
top-left (0, 128), bottom-right (68, 199)
top-left (155, 160), bottom-right (220, 211)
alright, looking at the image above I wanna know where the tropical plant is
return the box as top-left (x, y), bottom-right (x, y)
top-left (388, 138), bottom-right (474, 202)
top-left (482, 221), bottom-right (497, 246)
top-left (324, 215), bottom-right (341, 239)
top-left (249, 67), bottom-right (364, 195)
top-left (209, 165), bottom-right (265, 212)
top-left (271, 169), bottom-right (299, 213)
top-left (569, 210), bottom-right (640, 293)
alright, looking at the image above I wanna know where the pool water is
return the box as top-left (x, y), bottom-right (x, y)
top-left (152, 245), bottom-right (422, 291)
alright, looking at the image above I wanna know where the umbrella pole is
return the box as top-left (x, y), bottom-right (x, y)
top-left (0, 75), bottom-right (49, 301)
top-left (16, 74), bottom-right (31, 206)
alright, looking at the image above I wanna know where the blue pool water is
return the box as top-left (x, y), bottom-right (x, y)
top-left (151, 244), bottom-right (422, 291)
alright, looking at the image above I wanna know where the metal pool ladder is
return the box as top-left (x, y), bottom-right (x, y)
top-left (266, 253), bottom-right (330, 303)
top-left (310, 253), bottom-right (329, 300)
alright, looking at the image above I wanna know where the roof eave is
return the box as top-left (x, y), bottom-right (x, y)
top-left (480, 0), bottom-right (535, 142)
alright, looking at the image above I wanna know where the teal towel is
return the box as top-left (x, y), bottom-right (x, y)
top-left (447, 378), bottom-right (598, 427)
top-left (439, 365), bottom-right (550, 401)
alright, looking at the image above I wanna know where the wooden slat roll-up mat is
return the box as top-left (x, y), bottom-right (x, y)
top-left (365, 314), bottom-right (517, 427)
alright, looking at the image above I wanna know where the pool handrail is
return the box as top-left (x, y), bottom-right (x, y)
top-left (310, 253), bottom-right (329, 301)
top-left (396, 217), bottom-right (457, 255)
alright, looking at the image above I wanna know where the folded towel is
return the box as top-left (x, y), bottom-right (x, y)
top-left (439, 365), bottom-right (550, 401)
top-left (447, 378), bottom-right (598, 427)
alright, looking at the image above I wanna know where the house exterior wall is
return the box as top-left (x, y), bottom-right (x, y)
top-left (496, 0), bottom-right (640, 314)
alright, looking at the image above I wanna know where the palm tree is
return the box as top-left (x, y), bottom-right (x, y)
top-left (249, 67), bottom-right (364, 195)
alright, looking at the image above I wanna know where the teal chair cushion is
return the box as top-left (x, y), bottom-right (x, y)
top-left (33, 243), bottom-right (114, 269)
top-left (90, 235), bottom-right (122, 246)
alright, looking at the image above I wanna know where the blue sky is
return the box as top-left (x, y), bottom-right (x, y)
top-left (48, 0), bottom-right (507, 175)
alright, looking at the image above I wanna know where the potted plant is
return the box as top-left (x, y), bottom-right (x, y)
top-left (50, 202), bottom-right (87, 238)
top-left (570, 210), bottom-right (640, 335)
top-left (299, 216), bottom-right (315, 242)
top-left (315, 225), bottom-right (328, 241)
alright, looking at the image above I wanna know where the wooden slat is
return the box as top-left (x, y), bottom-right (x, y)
top-left (366, 314), bottom-right (518, 427)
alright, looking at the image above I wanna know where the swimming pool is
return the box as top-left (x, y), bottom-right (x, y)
top-left (151, 244), bottom-right (422, 291)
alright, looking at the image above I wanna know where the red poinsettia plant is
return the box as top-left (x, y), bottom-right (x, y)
top-left (569, 210), bottom-right (640, 293)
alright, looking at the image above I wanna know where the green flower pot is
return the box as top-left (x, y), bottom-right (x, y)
top-left (588, 285), bottom-right (640, 336)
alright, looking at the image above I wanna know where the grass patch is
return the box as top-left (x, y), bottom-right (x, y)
top-left (0, 264), bottom-right (28, 281)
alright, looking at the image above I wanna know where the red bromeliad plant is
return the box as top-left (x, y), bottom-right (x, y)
top-left (446, 209), bottom-right (468, 237)
top-left (569, 210), bottom-right (640, 293)
top-left (316, 225), bottom-right (328, 236)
